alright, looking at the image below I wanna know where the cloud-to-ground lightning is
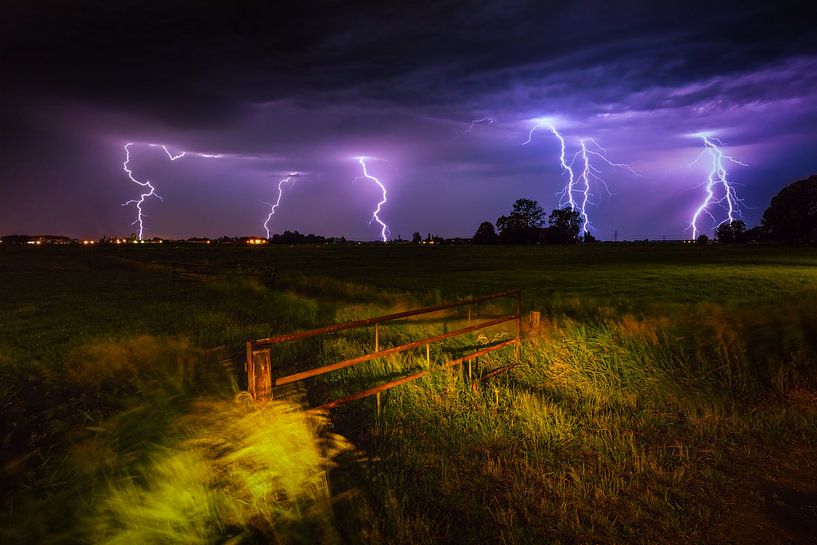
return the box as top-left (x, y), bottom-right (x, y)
top-left (574, 138), bottom-right (639, 235)
top-left (524, 120), bottom-right (637, 235)
top-left (356, 157), bottom-right (390, 242)
top-left (122, 143), bottom-right (220, 239)
top-left (689, 134), bottom-right (748, 239)
top-left (263, 172), bottom-right (298, 238)
top-left (523, 119), bottom-right (578, 209)
top-left (122, 143), bottom-right (164, 240)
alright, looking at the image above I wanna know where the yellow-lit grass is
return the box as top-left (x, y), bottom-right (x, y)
top-left (350, 297), bottom-right (817, 544)
top-left (88, 397), bottom-right (348, 545)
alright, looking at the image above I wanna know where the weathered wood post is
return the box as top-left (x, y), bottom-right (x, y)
top-left (374, 323), bottom-right (380, 353)
top-left (246, 340), bottom-right (272, 402)
top-left (529, 311), bottom-right (540, 331)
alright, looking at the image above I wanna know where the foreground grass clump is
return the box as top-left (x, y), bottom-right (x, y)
top-left (1, 335), bottom-right (349, 545)
top-left (88, 397), bottom-right (348, 545)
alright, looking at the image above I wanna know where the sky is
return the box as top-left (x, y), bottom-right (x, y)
top-left (2, 0), bottom-right (816, 241)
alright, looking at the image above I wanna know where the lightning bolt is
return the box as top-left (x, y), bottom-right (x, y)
top-left (150, 144), bottom-right (186, 161)
top-left (689, 135), bottom-right (748, 239)
top-left (574, 138), bottom-right (639, 235)
top-left (264, 172), bottom-right (298, 238)
top-left (122, 143), bottom-right (164, 241)
top-left (449, 117), bottom-right (495, 142)
top-left (356, 157), bottom-right (390, 242)
top-left (523, 120), bottom-right (577, 210)
top-left (122, 143), bottom-right (220, 240)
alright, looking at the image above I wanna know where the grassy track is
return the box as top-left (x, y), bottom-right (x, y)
top-left (1, 243), bottom-right (816, 543)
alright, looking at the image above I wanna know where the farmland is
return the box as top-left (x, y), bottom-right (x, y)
top-left (1, 243), bottom-right (816, 544)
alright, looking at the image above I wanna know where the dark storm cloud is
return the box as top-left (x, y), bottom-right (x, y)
top-left (2, 1), bottom-right (817, 239)
top-left (5, 1), bottom-right (815, 120)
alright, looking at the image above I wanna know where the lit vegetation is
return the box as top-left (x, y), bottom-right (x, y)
top-left (1, 244), bottom-right (816, 543)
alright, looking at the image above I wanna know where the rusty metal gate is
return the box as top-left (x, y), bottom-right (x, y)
top-left (245, 290), bottom-right (521, 409)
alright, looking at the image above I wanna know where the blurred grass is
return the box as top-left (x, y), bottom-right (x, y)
top-left (1, 243), bottom-right (817, 543)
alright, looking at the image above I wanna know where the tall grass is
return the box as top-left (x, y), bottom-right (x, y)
top-left (338, 295), bottom-right (817, 544)
top-left (1, 335), bottom-right (350, 545)
top-left (2, 245), bottom-right (817, 544)
top-left (87, 398), bottom-right (348, 545)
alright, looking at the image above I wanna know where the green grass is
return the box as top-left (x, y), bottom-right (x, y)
top-left (1, 243), bottom-right (816, 544)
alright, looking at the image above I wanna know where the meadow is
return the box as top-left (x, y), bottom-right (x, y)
top-left (1, 243), bottom-right (816, 544)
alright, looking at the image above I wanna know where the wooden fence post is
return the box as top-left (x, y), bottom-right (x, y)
top-left (246, 341), bottom-right (273, 402)
top-left (375, 323), bottom-right (379, 353)
top-left (529, 311), bottom-right (540, 331)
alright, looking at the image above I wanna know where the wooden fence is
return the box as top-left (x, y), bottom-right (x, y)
top-left (245, 290), bottom-right (521, 410)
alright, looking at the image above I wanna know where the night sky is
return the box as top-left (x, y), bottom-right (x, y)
top-left (2, 1), bottom-right (817, 241)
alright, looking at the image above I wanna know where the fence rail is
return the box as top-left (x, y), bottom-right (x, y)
top-left (245, 290), bottom-right (521, 409)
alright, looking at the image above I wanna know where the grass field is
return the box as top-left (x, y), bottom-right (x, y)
top-left (2, 243), bottom-right (817, 544)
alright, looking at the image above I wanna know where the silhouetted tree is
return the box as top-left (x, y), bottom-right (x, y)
top-left (696, 234), bottom-right (709, 245)
top-left (496, 198), bottom-right (545, 243)
top-left (715, 220), bottom-right (748, 243)
top-left (582, 231), bottom-right (598, 243)
top-left (762, 175), bottom-right (817, 244)
top-left (270, 230), bottom-right (327, 244)
top-left (412, 232), bottom-right (422, 244)
top-left (510, 198), bottom-right (545, 228)
top-left (745, 225), bottom-right (768, 243)
top-left (548, 208), bottom-right (581, 244)
top-left (473, 221), bottom-right (498, 244)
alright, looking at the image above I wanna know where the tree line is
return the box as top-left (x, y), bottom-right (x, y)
top-left (473, 199), bottom-right (587, 244)
top-left (473, 174), bottom-right (817, 244)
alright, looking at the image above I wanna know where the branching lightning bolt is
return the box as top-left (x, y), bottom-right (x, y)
top-left (524, 121), bottom-right (637, 235)
top-left (264, 172), bottom-right (298, 238)
top-left (356, 157), bottom-right (390, 242)
top-left (122, 143), bottom-right (164, 240)
top-left (523, 120), bottom-right (577, 210)
top-left (689, 135), bottom-right (748, 239)
top-left (573, 138), bottom-right (639, 235)
top-left (122, 143), bottom-right (220, 240)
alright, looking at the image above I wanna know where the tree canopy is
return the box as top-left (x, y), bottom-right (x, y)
top-left (762, 175), bottom-right (817, 244)
top-left (496, 198), bottom-right (545, 243)
top-left (547, 208), bottom-right (581, 244)
top-left (715, 219), bottom-right (748, 244)
top-left (491, 200), bottom-right (581, 244)
top-left (473, 221), bottom-right (498, 244)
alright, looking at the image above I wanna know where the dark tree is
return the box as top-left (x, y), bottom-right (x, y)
top-left (746, 225), bottom-right (768, 243)
top-left (696, 234), bottom-right (709, 245)
top-left (548, 208), bottom-right (581, 244)
top-left (412, 231), bottom-right (422, 244)
top-left (582, 231), bottom-right (598, 243)
top-left (762, 175), bottom-right (817, 244)
top-left (510, 198), bottom-right (545, 228)
top-left (473, 221), bottom-right (498, 244)
top-left (495, 198), bottom-right (545, 243)
top-left (715, 220), bottom-right (748, 244)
